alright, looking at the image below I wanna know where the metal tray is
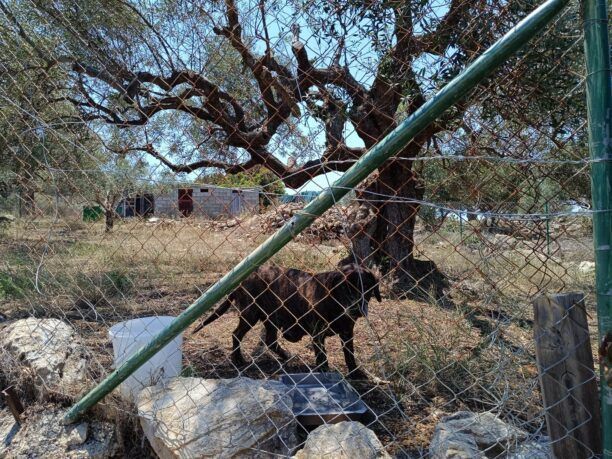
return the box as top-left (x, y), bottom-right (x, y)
top-left (279, 372), bottom-right (368, 426)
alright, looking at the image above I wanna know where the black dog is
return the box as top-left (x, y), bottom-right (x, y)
top-left (193, 263), bottom-right (381, 377)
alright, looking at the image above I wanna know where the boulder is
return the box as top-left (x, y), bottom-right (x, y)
top-left (1, 318), bottom-right (88, 396)
top-left (137, 377), bottom-right (297, 458)
top-left (0, 408), bottom-right (117, 458)
top-left (294, 421), bottom-right (390, 459)
top-left (430, 411), bottom-right (527, 458)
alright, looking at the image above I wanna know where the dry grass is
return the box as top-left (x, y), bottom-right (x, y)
top-left (0, 214), bottom-right (597, 455)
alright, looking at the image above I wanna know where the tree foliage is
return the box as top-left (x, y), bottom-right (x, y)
top-left (0, 0), bottom-right (594, 292)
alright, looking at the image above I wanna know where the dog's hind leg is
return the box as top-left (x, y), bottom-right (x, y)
top-left (263, 321), bottom-right (291, 362)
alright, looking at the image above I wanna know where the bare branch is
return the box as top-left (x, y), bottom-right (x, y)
top-left (291, 41), bottom-right (366, 104)
top-left (112, 144), bottom-right (247, 174)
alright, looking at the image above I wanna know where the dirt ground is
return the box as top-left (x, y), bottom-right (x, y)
top-left (0, 215), bottom-right (598, 456)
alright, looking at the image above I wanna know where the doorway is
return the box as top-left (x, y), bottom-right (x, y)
top-left (230, 190), bottom-right (243, 215)
top-left (178, 189), bottom-right (193, 217)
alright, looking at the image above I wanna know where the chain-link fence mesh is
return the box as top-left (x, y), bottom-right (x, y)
top-left (0, 0), bottom-right (607, 457)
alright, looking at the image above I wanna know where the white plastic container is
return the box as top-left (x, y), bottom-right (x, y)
top-left (109, 316), bottom-right (183, 401)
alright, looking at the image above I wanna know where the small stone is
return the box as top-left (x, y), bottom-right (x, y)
top-left (63, 422), bottom-right (88, 447)
top-left (578, 261), bottom-right (596, 274)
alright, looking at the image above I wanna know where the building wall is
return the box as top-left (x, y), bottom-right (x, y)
top-left (155, 189), bottom-right (179, 217)
top-left (154, 187), bottom-right (258, 218)
top-left (241, 190), bottom-right (259, 212)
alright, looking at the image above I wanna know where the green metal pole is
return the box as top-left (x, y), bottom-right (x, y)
top-left (583, 0), bottom-right (612, 455)
top-left (63, 0), bottom-right (570, 424)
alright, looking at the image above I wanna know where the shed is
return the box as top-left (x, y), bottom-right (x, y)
top-left (154, 185), bottom-right (259, 218)
top-left (116, 194), bottom-right (155, 218)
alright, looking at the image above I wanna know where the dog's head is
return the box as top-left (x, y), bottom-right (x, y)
top-left (338, 263), bottom-right (382, 316)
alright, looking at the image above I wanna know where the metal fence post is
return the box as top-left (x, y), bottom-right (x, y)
top-left (62, 0), bottom-right (570, 423)
top-left (582, 0), bottom-right (612, 455)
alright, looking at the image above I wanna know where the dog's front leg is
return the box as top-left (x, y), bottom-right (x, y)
top-left (340, 329), bottom-right (367, 379)
top-left (263, 321), bottom-right (292, 361)
top-left (312, 334), bottom-right (329, 372)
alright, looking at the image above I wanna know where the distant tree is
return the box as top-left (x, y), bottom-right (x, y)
top-left (56, 150), bottom-right (151, 231)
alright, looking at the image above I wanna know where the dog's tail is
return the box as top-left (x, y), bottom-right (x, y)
top-left (192, 298), bottom-right (233, 334)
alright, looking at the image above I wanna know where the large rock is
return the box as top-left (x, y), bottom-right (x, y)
top-left (0, 408), bottom-right (117, 458)
top-left (430, 411), bottom-right (528, 458)
top-left (1, 318), bottom-right (88, 396)
top-left (294, 421), bottom-right (390, 459)
top-left (137, 377), bottom-right (297, 458)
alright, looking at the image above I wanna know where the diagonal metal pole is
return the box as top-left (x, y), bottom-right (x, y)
top-left (63, 0), bottom-right (570, 423)
top-left (582, 0), bottom-right (612, 455)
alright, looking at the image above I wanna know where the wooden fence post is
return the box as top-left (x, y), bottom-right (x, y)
top-left (533, 292), bottom-right (602, 458)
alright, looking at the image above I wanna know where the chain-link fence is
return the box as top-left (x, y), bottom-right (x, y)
top-left (0, 0), bottom-right (609, 457)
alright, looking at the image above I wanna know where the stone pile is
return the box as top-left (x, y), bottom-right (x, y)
top-left (261, 203), bottom-right (350, 241)
top-left (0, 408), bottom-right (117, 458)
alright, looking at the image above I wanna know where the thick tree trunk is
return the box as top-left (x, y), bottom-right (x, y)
top-left (342, 157), bottom-right (447, 301)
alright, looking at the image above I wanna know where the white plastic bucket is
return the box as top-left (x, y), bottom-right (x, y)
top-left (109, 316), bottom-right (183, 401)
